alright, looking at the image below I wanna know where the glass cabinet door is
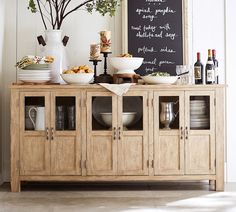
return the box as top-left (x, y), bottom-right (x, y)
top-left (24, 96), bottom-right (47, 132)
top-left (91, 96), bottom-right (114, 131)
top-left (52, 96), bottom-right (77, 131)
top-left (185, 91), bottom-right (215, 175)
top-left (86, 92), bottom-right (117, 176)
top-left (122, 96), bottom-right (143, 131)
top-left (154, 91), bottom-right (185, 176)
top-left (50, 92), bottom-right (81, 175)
top-left (20, 92), bottom-right (50, 176)
top-left (117, 92), bottom-right (149, 176)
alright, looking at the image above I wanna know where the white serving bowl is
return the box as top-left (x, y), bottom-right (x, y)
top-left (61, 73), bottom-right (94, 84)
top-left (109, 57), bottom-right (144, 74)
top-left (142, 75), bottom-right (178, 84)
top-left (100, 112), bottom-right (136, 127)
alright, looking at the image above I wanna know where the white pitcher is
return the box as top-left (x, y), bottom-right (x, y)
top-left (28, 107), bottom-right (45, 130)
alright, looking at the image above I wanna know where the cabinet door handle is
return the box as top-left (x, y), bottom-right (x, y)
top-left (185, 126), bottom-right (188, 140)
top-left (46, 127), bottom-right (49, 140)
top-left (51, 127), bottom-right (54, 140)
top-left (113, 127), bottom-right (116, 140)
top-left (180, 126), bottom-right (184, 140)
top-left (118, 127), bottom-right (121, 140)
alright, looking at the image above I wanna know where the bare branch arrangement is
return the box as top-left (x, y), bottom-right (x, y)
top-left (28, 0), bottom-right (120, 30)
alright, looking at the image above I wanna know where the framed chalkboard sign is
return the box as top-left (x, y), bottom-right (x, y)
top-left (122, 0), bottom-right (188, 76)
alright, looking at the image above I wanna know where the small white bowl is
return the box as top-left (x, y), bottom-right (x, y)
top-left (142, 76), bottom-right (178, 84)
top-left (100, 112), bottom-right (137, 127)
top-left (61, 73), bottom-right (94, 84)
top-left (109, 57), bottom-right (143, 74)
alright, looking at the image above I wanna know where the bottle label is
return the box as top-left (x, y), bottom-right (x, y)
top-left (194, 66), bottom-right (202, 79)
top-left (207, 69), bottom-right (215, 82)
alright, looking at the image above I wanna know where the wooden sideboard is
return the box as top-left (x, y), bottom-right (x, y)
top-left (10, 84), bottom-right (225, 192)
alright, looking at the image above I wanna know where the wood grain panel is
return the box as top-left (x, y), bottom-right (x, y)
top-left (10, 89), bottom-right (20, 192)
top-left (87, 135), bottom-right (117, 175)
top-left (19, 92), bottom-right (51, 176)
top-left (86, 92), bottom-right (117, 176)
top-left (153, 91), bottom-right (185, 176)
top-left (50, 92), bottom-right (82, 176)
top-left (20, 136), bottom-right (50, 175)
top-left (156, 135), bottom-right (184, 175)
top-left (215, 87), bottom-right (225, 191)
top-left (185, 91), bottom-right (215, 175)
top-left (185, 135), bottom-right (215, 174)
top-left (51, 137), bottom-right (79, 175)
top-left (118, 135), bottom-right (147, 175)
top-left (117, 91), bottom-right (149, 176)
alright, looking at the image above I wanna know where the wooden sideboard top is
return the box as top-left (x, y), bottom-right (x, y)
top-left (10, 83), bottom-right (226, 90)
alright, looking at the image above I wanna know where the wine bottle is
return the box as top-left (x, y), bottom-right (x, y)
top-left (212, 49), bottom-right (219, 84)
top-left (205, 49), bottom-right (215, 84)
top-left (194, 52), bottom-right (204, 84)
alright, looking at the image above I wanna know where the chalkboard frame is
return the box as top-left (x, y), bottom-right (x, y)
top-left (121, 0), bottom-right (189, 74)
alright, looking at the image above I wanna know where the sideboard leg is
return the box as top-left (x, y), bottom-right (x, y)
top-left (11, 179), bottom-right (21, 192)
top-left (215, 88), bottom-right (225, 192)
top-left (215, 179), bottom-right (224, 191)
top-left (209, 180), bottom-right (215, 185)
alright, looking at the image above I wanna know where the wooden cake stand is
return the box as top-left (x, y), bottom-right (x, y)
top-left (113, 73), bottom-right (141, 84)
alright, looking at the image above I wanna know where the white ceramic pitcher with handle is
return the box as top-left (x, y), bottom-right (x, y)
top-left (28, 107), bottom-right (45, 130)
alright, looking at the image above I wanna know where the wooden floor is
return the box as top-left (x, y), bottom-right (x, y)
top-left (0, 182), bottom-right (235, 211)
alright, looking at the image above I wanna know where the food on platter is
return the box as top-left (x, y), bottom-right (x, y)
top-left (119, 53), bottom-right (133, 58)
top-left (63, 65), bottom-right (94, 74)
top-left (148, 72), bottom-right (170, 77)
top-left (16, 55), bottom-right (54, 69)
top-left (44, 56), bottom-right (54, 63)
top-left (61, 66), bottom-right (94, 84)
top-left (142, 72), bottom-right (178, 84)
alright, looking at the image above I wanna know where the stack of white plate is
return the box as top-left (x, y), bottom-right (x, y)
top-left (18, 64), bottom-right (52, 83)
top-left (190, 100), bottom-right (210, 129)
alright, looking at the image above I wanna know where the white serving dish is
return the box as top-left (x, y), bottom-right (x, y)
top-left (109, 57), bottom-right (143, 74)
top-left (100, 112), bottom-right (137, 127)
top-left (142, 75), bottom-right (178, 84)
top-left (61, 73), bottom-right (94, 84)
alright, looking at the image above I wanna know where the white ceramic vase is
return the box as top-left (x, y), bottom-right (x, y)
top-left (42, 30), bottom-right (68, 83)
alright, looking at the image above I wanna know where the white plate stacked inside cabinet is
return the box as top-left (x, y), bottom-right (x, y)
top-left (190, 100), bottom-right (210, 129)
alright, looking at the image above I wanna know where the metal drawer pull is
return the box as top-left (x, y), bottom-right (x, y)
top-left (185, 126), bottom-right (188, 140)
top-left (51, 127), bottom-right (54, 140)
top-left (113, 127), bottom-right (116, 140)
top-left (180, 126), bottom-right (184, 140)
top-left (118, 127), bottom-right (121, 140)
top-left (46, 127), bottom-right (49, 140)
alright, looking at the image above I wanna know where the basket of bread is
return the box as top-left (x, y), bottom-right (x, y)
top-left (61, 65), bottom-right (94, 84)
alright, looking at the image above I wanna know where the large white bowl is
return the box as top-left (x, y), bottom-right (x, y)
top-left (142, 75), bottom-right (178, 84)
top-left (109, 57), bottom-right (143, 74)
top-left (100, 112), bottom-right (136, 127)
top-left (61, 73), bottom-right (94, 84)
